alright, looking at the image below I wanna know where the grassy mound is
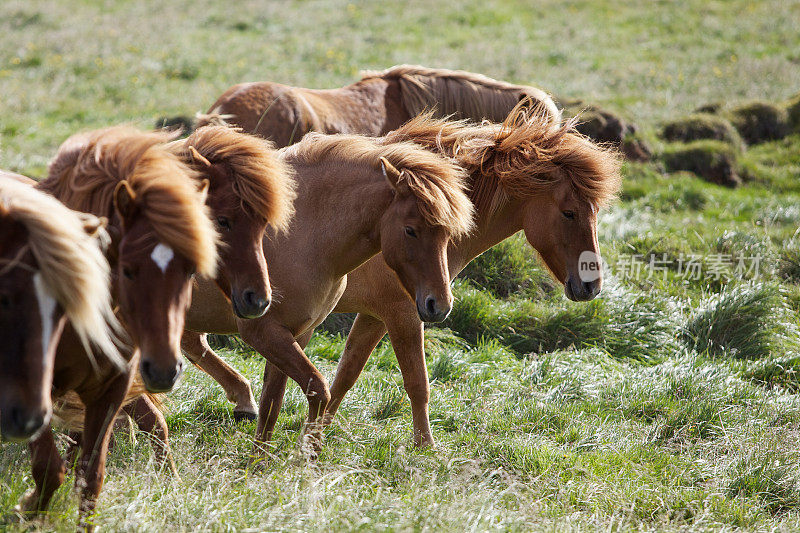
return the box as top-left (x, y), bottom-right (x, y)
top-left (682, 284), bottom-right (798, 359)
top-left (155, 115), bottom-right (194, 136)
top-left (786, 93), bottom-right (800, 132)
top-left (661, 113), bottom-right (743, 150)
top-left (558, 98), bottom-right (652, 161)
top-left (727, 101), bottom-right (790, 144)
top-left (661, 140), bottom-right (741, 186)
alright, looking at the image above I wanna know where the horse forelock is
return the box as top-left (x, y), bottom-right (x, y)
top-left (40, 126), bottom-right (219, 278)
top-left (0, 178), bottom-right (125, 369)
top-left (284, 132), bottom-right (474, 237)
top-left (179, 125), bottom-right (297, 232)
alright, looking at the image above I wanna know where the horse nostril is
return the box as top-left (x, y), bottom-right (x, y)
top-left (243, 289), bottom-right (268, 311)
top-left (425, 295), bottom-right (437, 315)
top-left (582, 280), bottom-right (600, 297)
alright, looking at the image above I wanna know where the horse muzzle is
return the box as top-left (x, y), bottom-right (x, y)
top-left (0, 404), bottom-right (50, 443)
top-left (416, 293), bottom-right (452, 323)
top-left (140, 358), bottom-right (184, 393)
top-left (231, 288), bottom-right (270, 319)
top-left (565, 275), bottom-right (602, 302)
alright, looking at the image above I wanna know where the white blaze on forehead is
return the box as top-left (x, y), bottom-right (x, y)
top-left (151, 243), bottom-right (174, 273)
top-left (33, 272), bottom-right (57, 361)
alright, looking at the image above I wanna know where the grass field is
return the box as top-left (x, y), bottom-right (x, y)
top-left (2, 0), bottom-right (800, 531)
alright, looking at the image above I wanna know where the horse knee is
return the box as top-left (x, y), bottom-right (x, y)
top-left (403, 380), bottom-right (430, 404)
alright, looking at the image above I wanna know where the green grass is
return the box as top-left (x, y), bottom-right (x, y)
top-left (3, 0), bottom-right (800, 531)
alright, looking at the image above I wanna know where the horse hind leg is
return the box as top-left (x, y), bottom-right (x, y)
top-left (326, 313), bottom-right (387, 425)
top-left (181, 331), bottom-right (257, 421)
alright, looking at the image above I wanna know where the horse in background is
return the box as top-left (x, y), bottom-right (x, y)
top-left (0, 175), bottom-right (121, 443)
top-left (200, 65), bottom-right (561, 147)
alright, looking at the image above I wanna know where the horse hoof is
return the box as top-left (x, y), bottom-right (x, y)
top-left (233, 410), bottom-right (257, 422)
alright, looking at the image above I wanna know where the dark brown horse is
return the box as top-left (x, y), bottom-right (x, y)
top-left (191, 106), bottom-right (622, 448)
top-left (15, 127), bottom-right (218, 529)
top-left (201, 65), bottom-right (560, 146)
top-left (178, 128), bottom-right (474, 450)
top-left (0, 175), bottom-right (121, 443)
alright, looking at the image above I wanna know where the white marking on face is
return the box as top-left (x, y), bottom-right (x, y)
top-left (151, 243), bottom-right (174, 273)
top-left (32, 272), bottom-right (57, 361)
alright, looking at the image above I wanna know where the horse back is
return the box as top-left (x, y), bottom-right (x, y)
top-left (206, 77), bottom-right (405, 147)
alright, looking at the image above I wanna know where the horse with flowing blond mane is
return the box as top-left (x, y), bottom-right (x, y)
top-left (0, 175), bottom-right (121, 443)
top-left (190, 103), bottom-right (622, 447)
top-left (200, 64), bottom-right (560, 147)
top-left (15, 126), bottom-right (218, 530)
top-left (174, 125), bottom-right (473, 451)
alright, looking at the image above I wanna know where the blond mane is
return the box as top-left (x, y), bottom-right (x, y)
top-left (172, 125), bottom-right (296, 232)
top-left (0, 176), bottom-right (125, 369)
top-left (283, 133), bottom-right (474, 237)
top-left (39, 126), bottom-right (218, 277)
top-left (384, 103), bottom-right (622, 216)
top-left (361, 64), bottom-right (561, 125)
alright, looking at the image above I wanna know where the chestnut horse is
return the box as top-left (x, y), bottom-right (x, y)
top-left (0, 175), bottom-right (121, 442)
top-left (69, 124), bottom-right (297, 468)
top-left (198, 106), bottom-right (622, 447)
top-left (179, 126), bottom-right (474, 449)
top-left (17, 127), bottom-right (218, 529)
top-left (201, 64), bottom-right (560, 146)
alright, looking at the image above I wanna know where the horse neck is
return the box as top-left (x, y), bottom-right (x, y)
top-left (448, 184), bottom-right (525, 276)
top-left (286, 159), bottom-right (394, 277)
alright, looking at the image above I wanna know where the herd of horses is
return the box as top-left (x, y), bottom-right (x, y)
top-left (0, 65), bottom-right (621, 529)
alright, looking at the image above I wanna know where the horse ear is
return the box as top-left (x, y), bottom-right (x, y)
top-left (380, 157), bottom-right (403, 190)
top-left (197, 178), bottom-right (210, 203)
top-left (113, 180), bottom-right (137, 226)
top-left (188, 145), bottom-right (212, 167)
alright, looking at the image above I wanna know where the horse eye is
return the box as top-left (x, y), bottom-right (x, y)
top-left (562, 210), bottom-right (575, 220)
top-left (0, 294), bottom-right (11, 310)
top-left (217, 216), bottom-right (231, 230)
top-left (404, 226), bottom-right (417, 238)
top-left (122, 266), bottom-right (135, 280)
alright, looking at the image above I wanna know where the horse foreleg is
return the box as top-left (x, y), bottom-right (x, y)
top-left (238, 320), bottom-right (330, 455)
top-left (75, 373), bottom-right (131, 531)
top-left (16, 425), bottom-right (66, 516)
top-left (326, 313), bottom-right (387, 424)
top-left (255, 361), bottom-right (288, 449)
top-left (181, 331), bottom-right (257, 420)
top-left (122, 395), bottom-right (177, 476)
top-left (385, 317), bottom-right (433, 448)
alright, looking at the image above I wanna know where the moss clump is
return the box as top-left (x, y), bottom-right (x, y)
top-left (727, 101), bottom-right (789, 144)
top-left (661, 113), bottom-right (743, 150)
top-left (557, 98), bottom-right (651, 161)
top-left (694, 102), bottom-right (724, 114)
top-left (785, 93), bottom-right (800, 133)
top-left (661, 140), bottom-right (740, 187)
top-left (155, 115), bottom-right (194, 136)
